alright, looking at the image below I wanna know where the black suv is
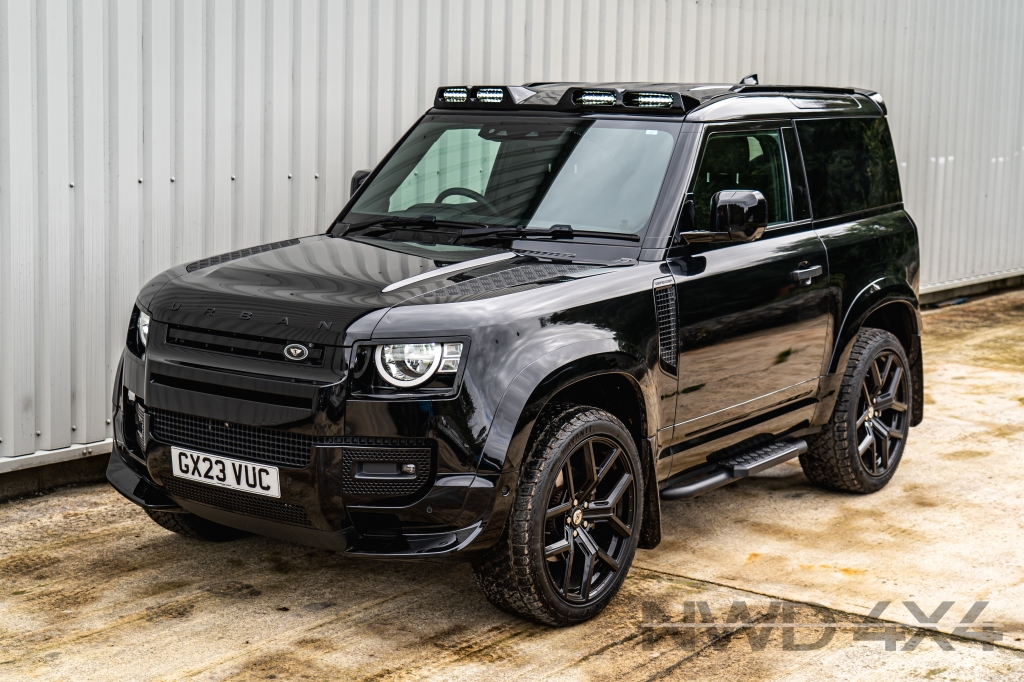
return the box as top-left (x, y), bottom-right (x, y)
top-left (108, 82), bottom-right (923, 625)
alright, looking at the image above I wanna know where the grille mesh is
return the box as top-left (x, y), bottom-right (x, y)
top-left (653, 281), bottom-right (678, 372)
top-left (341, 447), bottom-right (432, 496)
top-left (150, 409), bottom-right (314, 467)
top-left (186, 239), bottom-right (300, 273)
top-left (163, 478), bottom-right (312, 527)
top-left (149, 408), bottom-right (432, 470)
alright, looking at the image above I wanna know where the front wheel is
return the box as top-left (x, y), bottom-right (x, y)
top-left (472, 405), bottom-right (643, 626)
top-left (801, 328), bottom-right (912, 493)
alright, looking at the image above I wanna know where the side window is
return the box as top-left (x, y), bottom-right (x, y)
top-left (691, 130), bottom-right (791, 230)
top-left (795, 117), bottom-right (902, 220)
top-left (782, 127), bottom-right (812, 221)
top-left (389, 128), bottom-right (501, 212)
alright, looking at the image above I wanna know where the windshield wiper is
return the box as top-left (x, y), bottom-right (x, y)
top-left (337, 218), bottom-right (641, 243)
top-left (459, 224), bottom-right (642, 242)
top-left (336, 215), bottom-right (493, 235)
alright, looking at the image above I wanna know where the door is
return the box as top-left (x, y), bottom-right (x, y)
top-left (668, 124), bottom-right (830, 472)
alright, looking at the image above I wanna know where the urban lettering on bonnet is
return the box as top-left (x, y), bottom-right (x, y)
top-left (108, 79), bottom-right (922, 626)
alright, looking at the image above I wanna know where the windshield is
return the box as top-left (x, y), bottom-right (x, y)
top-left (344, 115), bottom-right (681, 238)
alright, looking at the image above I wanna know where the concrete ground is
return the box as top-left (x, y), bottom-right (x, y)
top-left (2, 289), bottom-right (1024, 681)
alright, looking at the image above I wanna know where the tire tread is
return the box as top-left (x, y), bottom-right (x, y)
top-left (472, 404), bottom-right (640, 626)
top-left (801, 328), bottom-right (908, 493)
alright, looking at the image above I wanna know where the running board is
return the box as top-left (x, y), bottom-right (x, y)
top-left (660, 439), bottom-right (808, 500)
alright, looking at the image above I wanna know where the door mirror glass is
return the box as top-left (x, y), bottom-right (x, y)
top-left (351, 169), bottom-right (371, 197)
top-left (679, 190), bottom-right (767, 243)
top-left (711, 189), bottom-right (767, 242)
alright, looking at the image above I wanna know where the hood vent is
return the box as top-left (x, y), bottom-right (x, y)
top-left (186, 238), bottom-right (300, 273)
top-left (409, 263), bottom-right (595, 304)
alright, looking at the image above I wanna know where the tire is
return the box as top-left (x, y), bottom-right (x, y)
top-left (801, 328), bottom-right (912, 493)
top-left (145, 509), bottom-right (248, 542)
top-left (472, 404), bottom-right (644, 626)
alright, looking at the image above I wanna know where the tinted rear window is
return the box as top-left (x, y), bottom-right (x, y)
top-left (796, 118), bottom-right (902, 219)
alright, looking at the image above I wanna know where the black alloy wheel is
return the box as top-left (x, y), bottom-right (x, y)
top-left (472, 405), bottom-right (643, 625)
top-left (801, 328), bottom-right (913, 493)
top-left (540, 436), bottom-right (634, 602)
top-left (855, 348), bottom-right (909, 477)
top-left (543, 435), bottom-right (636, 604)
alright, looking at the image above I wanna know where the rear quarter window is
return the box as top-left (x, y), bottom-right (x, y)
top-left (796, 117), bottom-right (902, 219)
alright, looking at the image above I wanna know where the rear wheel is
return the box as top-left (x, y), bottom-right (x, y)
top-left (472, 405), bottom-right (643, 625)
top-left (801, 328), bottom-right (911, 493)
top-left (145, 509), bottom-right (248, 542)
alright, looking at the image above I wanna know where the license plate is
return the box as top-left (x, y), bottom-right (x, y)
top-left (171, 447), bottom-right (281, 498)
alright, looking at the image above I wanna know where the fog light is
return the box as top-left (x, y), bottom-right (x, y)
top-left (401, 463), bottom-right (417, 475)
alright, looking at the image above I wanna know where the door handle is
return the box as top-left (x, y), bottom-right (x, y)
top-left (790, 264), bottom-right (823, 284)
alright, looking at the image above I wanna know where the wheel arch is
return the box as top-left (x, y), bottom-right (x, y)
top-left (817, 279), bottom-right (924, 427)
top-left (475, 339), bottom-right (663, 550)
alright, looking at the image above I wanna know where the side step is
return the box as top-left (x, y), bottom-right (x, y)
top-left (660, 439), bottom-right (808, 500)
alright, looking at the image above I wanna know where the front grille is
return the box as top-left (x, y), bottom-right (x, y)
top-left (150, 408), bottom-right (314, 467)
top-left (165, 325), bottom-right (325, 366)
top-left (163, 478), bottom-right (312, 527)
top-left (340, 447), bottom-right (432, 496)
top-left (653, 278), bottom-right (678, 373)
top-left (185, 238), bottom-right (300, 273)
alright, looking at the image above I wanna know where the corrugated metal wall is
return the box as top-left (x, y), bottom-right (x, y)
top-left (1, 0), bottom-right (1022, 459)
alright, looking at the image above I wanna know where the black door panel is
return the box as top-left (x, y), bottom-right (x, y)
top-left (664, 124), bottom-right (831, 474)
top-left (668, 228), bottom-right (829, 472)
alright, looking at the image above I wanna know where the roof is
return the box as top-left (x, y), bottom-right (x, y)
top-left (431, 82), bottom-right (887, 119)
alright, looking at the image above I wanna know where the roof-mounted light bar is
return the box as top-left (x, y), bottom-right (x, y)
top-left (435, 84), bottom-right (698, 113)
top-left (475, 87), bottom-right (504, 103)
top-left (435, 85), bottom-right (536, 109)
top-left (624, 91), bottom-right (675, 108)
top-left (573, 90), bottom-right (617, 106)
top-left (441, 87), bottom-right (468, 103)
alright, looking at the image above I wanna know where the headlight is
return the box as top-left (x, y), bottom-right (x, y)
top-left (374, 342), bottom-right (463, 388)
top-left (138, 311), bottom-right (151, 348)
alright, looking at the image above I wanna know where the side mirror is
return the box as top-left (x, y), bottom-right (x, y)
top-left (679, 190), bottom-right (768, 244)
top-left (350, 169), bottom-right (371, 197)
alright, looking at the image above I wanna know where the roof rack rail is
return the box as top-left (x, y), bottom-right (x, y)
top-left (729, 85), bottom-right (857, 96)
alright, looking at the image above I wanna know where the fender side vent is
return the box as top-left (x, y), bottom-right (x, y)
top-left (653, 277), bottom-right (677, 374)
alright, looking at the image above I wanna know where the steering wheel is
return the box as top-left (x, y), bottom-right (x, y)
top-left (435, 187), bottom-right (500, 215)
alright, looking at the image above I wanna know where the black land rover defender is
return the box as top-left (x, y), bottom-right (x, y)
top-left (108, 82), bottom-right (922, 625)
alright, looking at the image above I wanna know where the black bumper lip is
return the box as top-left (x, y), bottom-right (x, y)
top-left (108, 442), bottom-right (490, 559)
top-left (174, 496), bottom-right (356, 552)
top-left (106, 444), bottom-right (182, 511)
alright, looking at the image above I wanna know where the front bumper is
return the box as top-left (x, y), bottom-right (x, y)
top-left (111, 342), bottom-right (508, 558)
top-left (108, 443), bottom-right (487, 556)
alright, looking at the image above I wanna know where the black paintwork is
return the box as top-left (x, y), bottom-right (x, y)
top-left (108, 83), bottom-right (921, 558)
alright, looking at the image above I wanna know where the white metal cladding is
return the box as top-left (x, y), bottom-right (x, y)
top-left (1, 0), bottom-right (1022, 459)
